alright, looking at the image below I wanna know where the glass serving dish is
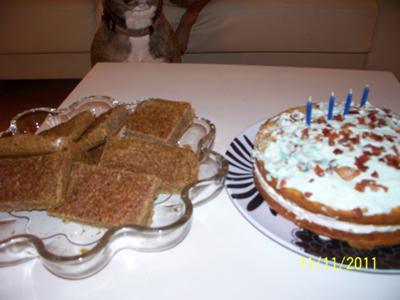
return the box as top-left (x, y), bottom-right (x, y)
top-left (0, 95), bottom-right (228, 279)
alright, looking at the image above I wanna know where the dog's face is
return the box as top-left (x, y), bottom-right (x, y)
top-left (106, 0), bottom-right (162, 29)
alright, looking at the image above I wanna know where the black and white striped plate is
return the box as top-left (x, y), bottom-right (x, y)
top-left (224, 120), bottom-right (400, 274)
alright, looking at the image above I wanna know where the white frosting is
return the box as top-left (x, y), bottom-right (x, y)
top-left (254, 102), bottom-right (400, 216)
top-left (254, 164), bottom-right (400, 233)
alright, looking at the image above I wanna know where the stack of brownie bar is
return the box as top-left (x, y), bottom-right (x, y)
top-left (0, 99), bottom-right (199, 228)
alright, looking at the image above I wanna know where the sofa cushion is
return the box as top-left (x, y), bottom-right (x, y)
top-left (164, 0), bottom-right (378, 54)
top-left (0, 0), bottom-right (98, 54)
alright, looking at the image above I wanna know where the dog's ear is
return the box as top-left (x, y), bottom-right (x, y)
top-left (102, 7), bottom-right (116, 32)
top-left (154, 0), bottom-right (163, 20)
top-left (175, 0), bottom-right (210, 54)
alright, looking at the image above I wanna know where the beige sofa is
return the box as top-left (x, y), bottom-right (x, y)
top-left (0, 0), bottom-right (399, 80)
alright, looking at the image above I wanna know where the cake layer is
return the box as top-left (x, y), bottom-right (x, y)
top-left (254, 163), bottom-right (400, 249)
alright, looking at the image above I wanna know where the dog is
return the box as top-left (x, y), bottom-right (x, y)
top-left (91, 0), bottom-right (210, 65)
top-left (91, 0), bottom-right (181, 64)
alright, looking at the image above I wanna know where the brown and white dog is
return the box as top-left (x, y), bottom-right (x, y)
top-left (91, 0), bottom-right (209, 65)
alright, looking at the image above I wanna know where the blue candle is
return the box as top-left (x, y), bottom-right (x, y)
top-left (327, 92), bottom-right (335, 120)
top-left (360, 84), bottom-right (369, 107)
top-left (306, 96), bottom-right (312, 126)
top-left (343, 89), bottom-right (352, 115)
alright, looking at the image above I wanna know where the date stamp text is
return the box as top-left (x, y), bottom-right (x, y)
top-left (301, 256), bottom-right (377, 270)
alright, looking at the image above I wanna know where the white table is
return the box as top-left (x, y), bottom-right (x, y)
top-left (1, 63), bottom-right (399, 300)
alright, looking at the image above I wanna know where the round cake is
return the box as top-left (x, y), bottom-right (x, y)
top-left (253, 101), bottom-right (400, 249)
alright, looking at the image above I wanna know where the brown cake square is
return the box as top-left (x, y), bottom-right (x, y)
top-left (48, 163), bottom-right (160, 227)
top-left (0, 134), bottom-right (70, 158)
top-left (40, 110), bottom-right (96, 141)
top-left (125, 99), bottom-right (195, 144)
top-left (99, 136), bottom-right (199, 194)
top-left (0, 150), bottom-right (72, 211)
top-left (76, 105), bottom-right (130, 151)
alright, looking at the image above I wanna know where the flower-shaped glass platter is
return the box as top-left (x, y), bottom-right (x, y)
top-left (0, 95), bottom-right (228, 279)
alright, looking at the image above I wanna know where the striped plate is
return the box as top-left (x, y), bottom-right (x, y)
top-left (224, 120), bottom-right (400, 274)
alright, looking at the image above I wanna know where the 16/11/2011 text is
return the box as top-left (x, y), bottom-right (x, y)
top-left (301, 256), bottom-right (377, 270)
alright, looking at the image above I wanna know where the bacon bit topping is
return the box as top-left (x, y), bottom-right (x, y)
top-left (371, 133), bottom-right (384, 142)
top-left (339, 131), bottom-right (351, 141)
top-left (351, 136), bottom-right (361, 144)
top-left (382, 154), bottom-right (400, 169)
top-left (355, 153), bottom-right (370, 172)
top-left (355, 179), bottom-right (389, 193)
top-left (335, 166), bottom-right (360, 181)
top-left (333, 115), bottom-right (345, 122)
top-left (383, 108), bottom-right (391, 114)
top-left (322, 128), bottom-right (331, 137)
top-left (342, 122), bottom-right (356, 128)
top-left (314, 165), bottom-right (325, 177)
top-left (314, 134), bottom-right (324, 142)
top-left (371, 171), bottom-right (379, 178)
top-left (341, 126), bottom-right (354, 136)
top-left (364, 144), bottom-right (385, 156)
top-left (333, 148), bottom-right (343, 155)
top-left (385, 135), bottom-right (395, 142)
top-left (348, 109), bottom-right (359, 115)
top-left (304, 192), bottom-right (313, 198)
top-left (357, 116), bottom-right (366, 125)
top-left (377, 118), bottom-right (387, 127)
top-left (362, 132), bottom-right (384, 142)
top-left (327, 137), bottom-right (335, 147)
top-left (368, 111), bottom-right (377, 122)
top-left (349, 135), bottom-right (360, 145)
top-left (316, 116), bottom-right (326, 124)
top-left (322, 128), bottom-right (339, 146)
top-left (301, 128), bottom-right (309, 140)
top-left (352, 208), bottom-right (363, 219)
